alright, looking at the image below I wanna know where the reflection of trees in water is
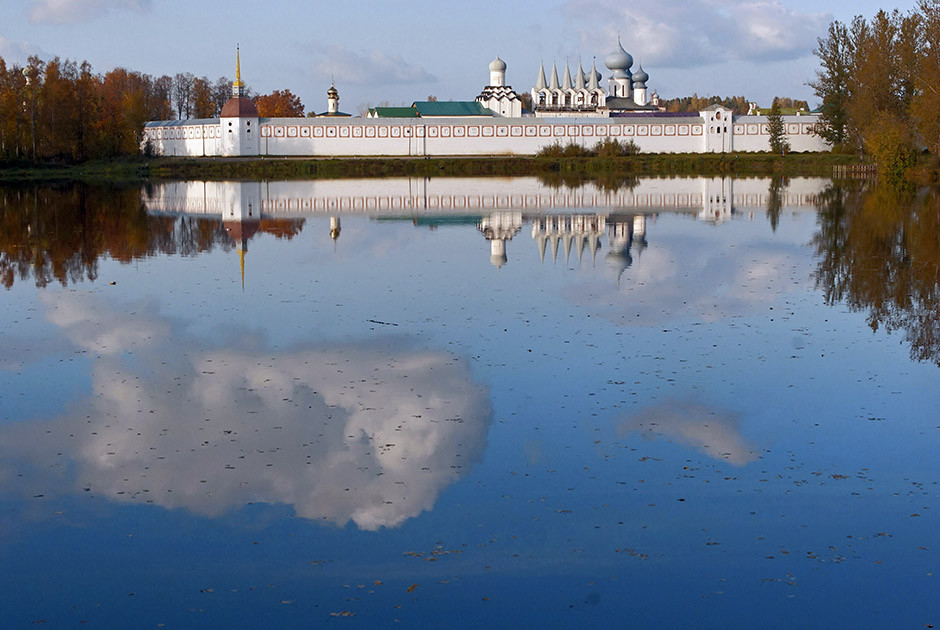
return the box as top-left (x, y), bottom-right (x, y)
top-left (766, 174), bottom-right (788, 232)
top-left (537, 172), bottom-right (639, 193)
top-left (813, 182), bottom-right (940, 364)
top-left (0, 184), bottom-right (305, 288)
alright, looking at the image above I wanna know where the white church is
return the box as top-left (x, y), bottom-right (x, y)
top-left (142, 42), bottom-right (828, 157)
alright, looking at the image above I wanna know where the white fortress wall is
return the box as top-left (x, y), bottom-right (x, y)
top-left (731, 116), bottom-right (823, 153)
top-left (143, 114), bottom-right (829, 158)
top-left (142, 177), bottom-right (830, 218)
top-left (143, 120), bottom-right (223, 157)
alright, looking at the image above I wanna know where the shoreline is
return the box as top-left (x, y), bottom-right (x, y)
top-left (0, 152), bottom-right (861, 184)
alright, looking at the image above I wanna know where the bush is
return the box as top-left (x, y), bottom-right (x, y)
top-left (536, 141), bottom-right (565, 158)
top-left (593, 137), bottom-right (640, 157)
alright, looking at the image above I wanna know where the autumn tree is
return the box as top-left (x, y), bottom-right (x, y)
top-left (148, 75), bottom-right (174, 121)
top-left (0, 57), bottom-right (28, 158)
top-left (98, 68), bottom-right (148, 156)
top-left (253, 89), bottom-right (304, 117)
top-left (911, 0), bottom-right (940, 153)
top-left (191, 76), bottom-right (216, 118)
top-left (74, 61), bottom-right (100, 160)
top-left (38, 57), bottom-right (80, 158)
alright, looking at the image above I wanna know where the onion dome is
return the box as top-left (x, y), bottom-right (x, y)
top-left (489, 56), bottom-right (507, 72)
top-left (604, 36), bottom-right (633, 72)
top-left (632, 64), bottom-right (649, 86)
top-left (327, 84), bottom-right (339, 98)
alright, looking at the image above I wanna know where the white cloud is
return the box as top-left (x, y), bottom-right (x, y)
top-left (28, 0), bottom-right (151, 24)
top-left (309, 44), bottom-right (437, 86)
top-left (618, 399), bottom-right (759, 465)
top-left (0, 35), bottom-right (46, 63)
top-left (562, 0), bottom-right (830, 68)
top-left (41, 292), bottom-right (169, 356)
top-left (1, 292), bottom-right (492, 531)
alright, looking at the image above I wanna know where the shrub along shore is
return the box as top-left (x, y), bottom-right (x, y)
top-left (0, 152), bottom-right (869, 184)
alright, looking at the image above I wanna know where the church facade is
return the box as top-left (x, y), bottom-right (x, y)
top-left (142, 46), bottom-right (829, 157)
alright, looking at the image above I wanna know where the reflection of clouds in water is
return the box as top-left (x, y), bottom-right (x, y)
top-left (565, 236), bottom-right (803, 326)
top-left (618, 400), bottom-right (758, 466)
top-left (42, 292), bottom-right (170, 355)
top-left (1, 293), bottom-right (492, 531)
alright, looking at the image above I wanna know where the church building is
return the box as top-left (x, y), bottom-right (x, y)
top-left (475, 56), bottom-right (523, 118)
top-left (531, 38), bottom-right (659, 116)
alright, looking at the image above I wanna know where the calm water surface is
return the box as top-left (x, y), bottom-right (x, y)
top-left (0, 177), bottom-right (937, 628)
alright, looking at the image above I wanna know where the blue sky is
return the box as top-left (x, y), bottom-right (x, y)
top-left (0, 0), bottom-right (921, 115)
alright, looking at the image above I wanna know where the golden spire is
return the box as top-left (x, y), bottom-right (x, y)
top-left (233, 45), bottom-right (244, 90)
top-left (239, 247), bottom-right (245, 290)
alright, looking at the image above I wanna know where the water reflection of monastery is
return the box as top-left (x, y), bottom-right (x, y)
top-left (143, 177), bottom-right (826, 275)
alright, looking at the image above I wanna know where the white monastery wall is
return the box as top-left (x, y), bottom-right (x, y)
top-left (144, 113), bottom-right (828, 158)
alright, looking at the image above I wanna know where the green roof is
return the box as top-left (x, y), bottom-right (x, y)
top-left (370, 107), bottom-right (419, 118)
top-left (412, 101), bottom-right (494, 117)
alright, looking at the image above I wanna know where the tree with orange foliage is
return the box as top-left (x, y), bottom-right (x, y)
top-left (253, 89), bottom-right (304, 117)
top-left (191, 76), bottom-right (216, 118)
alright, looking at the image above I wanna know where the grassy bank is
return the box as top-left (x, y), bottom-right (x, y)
top-left (0, 152), bottom-right (861, 184)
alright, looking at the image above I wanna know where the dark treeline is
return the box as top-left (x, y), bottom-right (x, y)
top-left (0, 55), bottom-right (235, 163)
top-left (0, 183), bottom-right (304, 288)
top-left (660, 95), bottom-right (751, 115)
top-left (813, 182), bottom-right (940, 364)
top-left (812, 0), bottom-right (940, 178)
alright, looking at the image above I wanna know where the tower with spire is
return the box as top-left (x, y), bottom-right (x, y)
top-left (232, 46), bottom-right (245, 97)
top-left (220, 46), bottom-right (260, 156)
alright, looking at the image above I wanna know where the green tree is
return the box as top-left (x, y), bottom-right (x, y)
top-left (810, 20), bottom-right (852, 145)
top-left (767, 98), bottom-right (790, 154)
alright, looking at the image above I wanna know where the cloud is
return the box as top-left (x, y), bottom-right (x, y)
top-left (0, 292), bottom-right (492, 531)
top-left (562, 0), bottom-right (829, 68)
top-left (309, 44), bottom-right (437, 86)
top-left (28, 0), bottom-right (150, 24)
top-left (0, 35), bottom-right (46, 62)
top-left (618, 399), bottom-right (759, 465)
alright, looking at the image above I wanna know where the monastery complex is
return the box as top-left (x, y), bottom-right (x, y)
top-left (143, 42), bottom-right (829, 157)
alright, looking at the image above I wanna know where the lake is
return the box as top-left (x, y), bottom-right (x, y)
top-left (1, 176), bottom-right (937, 628)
